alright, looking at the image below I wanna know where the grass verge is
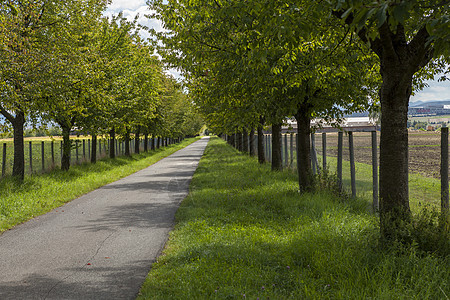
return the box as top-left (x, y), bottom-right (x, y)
top-left (319, 155), bottom-right (441, 212)
top-left (0, 137), bottom-right (200, 233)
top-left (138, 137), bottom-right (449, 300)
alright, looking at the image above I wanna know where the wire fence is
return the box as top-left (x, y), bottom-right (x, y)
top-left (227, 129), bottom-right (449, 213)
top-left (1, 136), bottom-right (180, 178)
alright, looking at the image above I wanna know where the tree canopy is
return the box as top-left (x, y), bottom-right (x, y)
top-left (0, 0), bottom-right (203, 177)
top-left (150, 0), bottom-right (449, 241)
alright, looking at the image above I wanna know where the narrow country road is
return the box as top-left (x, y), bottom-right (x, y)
top-left (0, 137), bottom-right (209, 300)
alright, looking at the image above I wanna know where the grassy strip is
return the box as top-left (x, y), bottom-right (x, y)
top-left (0, 137), bottom-right (200, 233)
top-left (138, 137), bottom-right (449, 300)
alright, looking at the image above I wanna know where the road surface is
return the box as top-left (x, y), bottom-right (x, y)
top-left (0, 137), bottom-right (209, 300)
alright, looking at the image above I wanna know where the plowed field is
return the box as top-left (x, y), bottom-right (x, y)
top-left (314, 131), bottom-right (444, 179)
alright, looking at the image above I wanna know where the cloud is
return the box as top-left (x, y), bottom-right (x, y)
top-left (104, 2), bottom-right (165, 40)
top-left (107, 0), bottom-right (145, 12)
top-left (104, 1), bottom-right (181, 80)
top-left (411, 79), bottom-right (450, 103)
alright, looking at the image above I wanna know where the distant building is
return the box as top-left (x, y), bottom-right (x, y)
top-left (282, 117), bottom-right (379, 133)
top-left (408, 103), bottom-right (450, 116)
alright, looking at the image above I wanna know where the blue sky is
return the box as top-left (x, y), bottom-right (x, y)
top-left (108, 0), bottom-right (449, 103)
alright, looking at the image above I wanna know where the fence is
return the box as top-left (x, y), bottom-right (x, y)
top-left (1, 136), bottom-right (181, 178)
top-left (227, 129), bottom-right (449, 213)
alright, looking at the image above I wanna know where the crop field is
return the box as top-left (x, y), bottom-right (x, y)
top-left (314, 131), bottom-right (444, 179)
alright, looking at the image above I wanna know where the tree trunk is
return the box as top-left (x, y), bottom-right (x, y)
top-left (110, 127), bottom-right (116, 159)
top-left (243, 129), bottom-right (249, 153)
top-left (379, 66), bottom-right (413, 241)
top-left (257, 122), bottom-right (265, 164)
top-left (157, 137), bottom-right (161, 149)
top-left (124, 130), bottom-right (131, 156)
top-left (0, 108), bottom-right (26, 181)
top-left (61, 125), bottom-right (71, 171)
top-left (151, 135), bottom-right (156, 150)
top-left (237, 132), bottom-right (243, 152)
top-left (271, 123), bottom-right (282, 171)
top-left (135, 126), bottom-right (140, 154)
top-left (295, 109), bottom-right (313, 191)
top-left (144, 133), bottom-right (148, 152)
top-left (249, 128), bottom-right (256, 157)
top-left (91, 134), bottom-right (97, 163)
top-left (11, 111), bottom-right (25, 181)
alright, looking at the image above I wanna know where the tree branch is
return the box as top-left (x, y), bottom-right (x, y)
top-left (407, 26), bottom-right (433, 73)
top-left (331, 9), bottom-right (383, 57)
top-left (0, 104), bottom-right (15, 123)
top-left (377, 21), bottom-right (399, 63)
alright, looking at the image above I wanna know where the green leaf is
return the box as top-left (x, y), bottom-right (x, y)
top-left (375, 4), bottom-right (388, 28)
top-left (341, 7), bottom-right (353, 21)
top-left (392, 4), bottom-right (409, 24)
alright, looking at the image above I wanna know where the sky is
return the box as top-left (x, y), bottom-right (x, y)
top-left (107, 0), bottom-right (449, 103)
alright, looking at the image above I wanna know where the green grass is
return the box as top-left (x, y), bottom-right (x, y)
top-left (280, 150), bottom-right (441, 213)
top-left (0, 137), bottom-right (200, 232)
top-left (318, 156), bottom-right (441, 212)
top-left (137, 137), bottom-right (449, 300)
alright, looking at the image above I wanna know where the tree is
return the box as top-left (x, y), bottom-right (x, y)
top-left (150, 0), bottom-right (379, 189)
top-left (0, 0), bottom-right (52, 180)
top-left (38, 0), bottom-right (109, 170)
top-left (331, 0), bottom-right (449, 241)
top-left (0, 0), bottom-right (110, 178)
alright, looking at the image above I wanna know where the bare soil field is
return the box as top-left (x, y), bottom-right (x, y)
top-left (314, 131), bottom-right (443, 179)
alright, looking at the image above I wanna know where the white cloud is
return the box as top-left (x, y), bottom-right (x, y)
top-left (411, 79), bottom-right (450, 103)
top-left (104, 1), bottom-right (181, 80)
top-left (107, 0), bottom-right (145, 12)
top-left (104, 1), bottom-right (164, 33)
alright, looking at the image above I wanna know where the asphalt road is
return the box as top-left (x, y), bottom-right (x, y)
top-left (0, 137), bottom-right (209, 300)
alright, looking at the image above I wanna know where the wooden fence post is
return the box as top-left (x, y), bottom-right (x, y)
top-left (290, 133), bottom-right (294, 169)
top-left (41, 141), bottom-right (45, 171)
top-left (29, 141), bottom-right (33, 173)
top-left (51, 141), bottom-right (55, 166)
top-left (372, 131), bottom-right (379, 212)
top-left (349, 132), bottom-right (356, 198)
top-left (265, 135), bottom-right (268, 161)
top-left (441, 127), bottom-right (449, 213)
top-left (83, 140), bottom-right (86, 160)
top-left (322, 133), bottom-right (327, 170)
top-left (2, 143), bottom-right (6, 177)
top-left (337, 131), bottom-right (343, 191)
top-left (284, 134), bottom-right (288, 168)
top-left (311, 133), bottom-right (317, 175)
top-left (269, 134), bottom-right (272, 162)
top-left (75, 140), bottom-right (79, 164)
top-left (88, 139), bottom-right (91, 160)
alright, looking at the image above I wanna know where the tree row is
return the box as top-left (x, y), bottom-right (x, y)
top-left (149, 0), bottom-right (449, 242)
top-left (0, 0), bottom-right (204, 181)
